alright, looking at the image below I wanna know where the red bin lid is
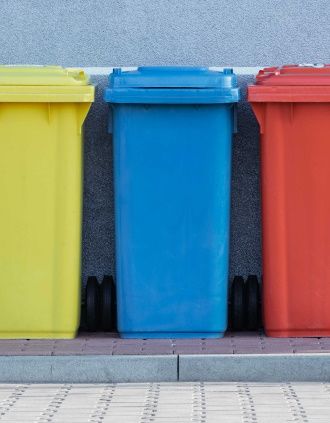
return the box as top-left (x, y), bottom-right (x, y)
top-left (248, 64), bottom-right (330, 102)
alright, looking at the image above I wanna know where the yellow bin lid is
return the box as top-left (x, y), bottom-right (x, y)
top-left (0, 66), bottom-right (94, 102)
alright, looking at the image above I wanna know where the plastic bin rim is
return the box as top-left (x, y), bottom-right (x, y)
top-left (0, 85), bottom-right (95, 102)
top-left (104, 87), bottom-right (240, 104)
top-left (248, 84), bottom-right (330, 102)
top-left (0, 66), bottom-right (91, 86)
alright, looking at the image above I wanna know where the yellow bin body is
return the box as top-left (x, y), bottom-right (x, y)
top-left (0, 66), bottom-right (94, 338)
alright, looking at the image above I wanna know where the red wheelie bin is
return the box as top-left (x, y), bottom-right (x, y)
top-left (249, 65), bottom-right (330, 337)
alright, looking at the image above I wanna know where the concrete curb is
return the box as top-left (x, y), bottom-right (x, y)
top-left (0, 353), bottom-right (330, 383)
top-left (0, 355), bottom-right (178, 383)
top-left (179, 354), bottom-right (330, 382)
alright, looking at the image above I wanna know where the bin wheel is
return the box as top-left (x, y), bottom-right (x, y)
top-left (245, 275), bottom-right (260, 331)
top-left (100, 275), bottom-right (116, 332)
top-left (230, 276), bottom-right (245, 331)
top-left (86, 276), bottom-right (100, 332)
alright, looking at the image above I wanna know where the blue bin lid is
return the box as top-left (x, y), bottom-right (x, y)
top-left (104, 67), bottom-right (240, 104)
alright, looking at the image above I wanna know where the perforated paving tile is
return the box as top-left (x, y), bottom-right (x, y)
top-left (0, 382), bottom-right (330, 422)
top-left (0, 332), bottom-right (328, 356)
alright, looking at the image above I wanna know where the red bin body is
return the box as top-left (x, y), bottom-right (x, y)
top-left (248, 65), bottom-right (330, 337)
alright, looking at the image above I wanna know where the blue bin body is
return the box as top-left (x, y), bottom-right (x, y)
top-left (104, 67), bottom-right (240, 338)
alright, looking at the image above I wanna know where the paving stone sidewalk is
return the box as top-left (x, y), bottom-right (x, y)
top-left (0, 332), bottom-right (329, 356)
top-left (0, 382), bottom-right (330, 422)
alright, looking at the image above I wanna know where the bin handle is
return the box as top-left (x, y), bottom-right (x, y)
top-left (232, 104), bottom-right (238, 134)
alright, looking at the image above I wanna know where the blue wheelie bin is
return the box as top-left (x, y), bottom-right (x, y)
top-left (104, 67), bottom-right (240, 338)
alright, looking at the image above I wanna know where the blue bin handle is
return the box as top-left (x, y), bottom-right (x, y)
top-left (232, 104), bottom-right (238, 134)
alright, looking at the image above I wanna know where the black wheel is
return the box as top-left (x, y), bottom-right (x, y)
top-left (100, 275), bottom-right (116, 332)
top-left (230, 276), bottom-right (245, 331)
top-left (86, 276), bottom-right (100, 332)
top-left (245, 275), bottom-right (260, 331)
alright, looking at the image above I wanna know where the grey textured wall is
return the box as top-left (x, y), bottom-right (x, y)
top-left (1, 0), bottom-right (328, 282)
top-left (1, 0), bottom-right (330, 66)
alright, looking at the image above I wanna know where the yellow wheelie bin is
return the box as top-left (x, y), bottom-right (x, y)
top-left (0, 66), bottom-right (94, 338)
